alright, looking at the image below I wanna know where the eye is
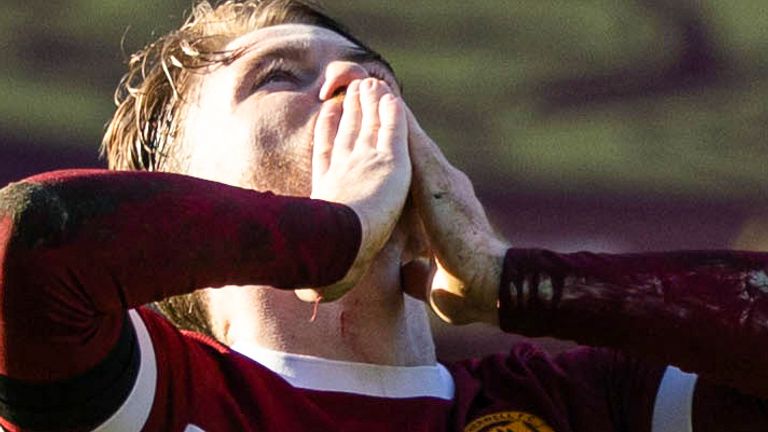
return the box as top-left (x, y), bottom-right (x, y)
top-left (250, 61), bottom-right (301, 92)
top-left (262, 68), bottom-right (295, 84)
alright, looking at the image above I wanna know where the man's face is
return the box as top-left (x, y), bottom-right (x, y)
top-left (182, 24), bottom-right (399, 195)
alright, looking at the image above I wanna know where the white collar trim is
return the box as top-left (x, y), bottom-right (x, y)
top-left (232, 343), bottom-right (455, 400)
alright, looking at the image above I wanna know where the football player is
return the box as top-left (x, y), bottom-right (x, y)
top-left (1, 1), bottom-right (766, 430)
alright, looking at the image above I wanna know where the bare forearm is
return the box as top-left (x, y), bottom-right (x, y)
top-left (498, 248), bottom-right (768, 397)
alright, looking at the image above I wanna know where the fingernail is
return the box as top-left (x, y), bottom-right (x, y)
top-left (319, 82), bottom-right (330, 100)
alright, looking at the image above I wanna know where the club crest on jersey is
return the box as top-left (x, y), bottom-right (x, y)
top-left (464, 410), bottom-right (554, 432)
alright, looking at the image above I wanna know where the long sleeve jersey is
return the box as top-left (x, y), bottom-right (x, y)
top-left (0, 170), bottom-right (766, 431)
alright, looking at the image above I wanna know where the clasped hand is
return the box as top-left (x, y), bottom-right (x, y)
top-left (304, 78), bottom-right (506, 326)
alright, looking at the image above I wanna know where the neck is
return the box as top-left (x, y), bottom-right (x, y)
top-left (209, 257), bottom-right (437, 367)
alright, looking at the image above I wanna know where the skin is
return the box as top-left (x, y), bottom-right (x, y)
top-left (183, 24), bottom-right (439, 366)
top-left (407, 109), bottom-right (508, 326)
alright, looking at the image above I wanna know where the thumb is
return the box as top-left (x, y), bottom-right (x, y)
top-left (429, 289), bottom-right (475, 325)
top-left (428, 265), bottom-right (471, 324)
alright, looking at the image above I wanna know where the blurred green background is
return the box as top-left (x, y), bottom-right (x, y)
top-left (1, 0), bottom-right (767, 253)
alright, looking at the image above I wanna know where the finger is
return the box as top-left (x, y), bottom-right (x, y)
top-left (358, 78), bottom-right (388, 150)
top-left (404, 105), bottom-right (440, 163)
top-left (377, 93), bottom-right (408, 160)
top-left (404, 104), bottom-right (423, 134)
top-left (312, 98), bottom-right (342, 185)
top-left (334, 79), bottom-right (362, 155)
top-left (404, 104), bottom-right (427, 144)
top-left (295, 288), bottom-right (322, 303)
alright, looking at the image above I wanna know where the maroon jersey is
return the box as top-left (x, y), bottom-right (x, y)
top-left (1, 170), bottom-right (766, 431)
top-left (27, 306), bottom-right (674, 432)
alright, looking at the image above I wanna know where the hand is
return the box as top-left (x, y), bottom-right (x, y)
top-left (406, 107), bottom-right (507, 325)
top-left (296, 78), bottom-right (411, 302)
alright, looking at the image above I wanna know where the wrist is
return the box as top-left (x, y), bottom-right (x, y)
top-left (429, 245), bottom-right (506, 326)
top-left (479, 244), bottom-right (507, 326)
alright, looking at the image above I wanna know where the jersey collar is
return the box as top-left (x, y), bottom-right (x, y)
top-left (232, 343), bottom-right (455, 400)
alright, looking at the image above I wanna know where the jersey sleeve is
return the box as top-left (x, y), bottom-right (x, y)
top-left (453, 341), bottom-right (766, 432)
top-left (496, 248), bottom-right (768, 398)
top-left (449, 343), bottom-right (665, 432)
top-left (0, 169), bottom-right (362, 430)
top-left (495, 248), bottom-right (768, 430)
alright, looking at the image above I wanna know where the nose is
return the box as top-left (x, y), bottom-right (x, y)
top-left (319, 61), bottom-right (370, 101)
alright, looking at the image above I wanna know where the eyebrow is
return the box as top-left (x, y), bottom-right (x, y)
top-left (241, 43), bottom-right (397, 80)
top-left (232, 44), bottom-right (311, 100)
top-left (240, 44), bottom-right (312, 69)
top-left (233, 42), bottom-right (400, 100)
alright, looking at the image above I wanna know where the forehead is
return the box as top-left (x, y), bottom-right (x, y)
top-left (226, 23), bottom-right (361, 56)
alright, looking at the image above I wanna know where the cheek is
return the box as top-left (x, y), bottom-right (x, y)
top-left (184, 110), bottom-right (259, 187)
top-left (250, 101), bottom-right (312, 153)
top-left (243, 94), bottom-right (318, 195)
top-left (184, 87), bottom-right (320, 195)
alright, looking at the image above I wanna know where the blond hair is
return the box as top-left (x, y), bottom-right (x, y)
top-left (102, 0), bottom-right (372, 336)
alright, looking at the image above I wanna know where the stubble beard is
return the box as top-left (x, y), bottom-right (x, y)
top-left (247, 130), bottom-right (313, 196)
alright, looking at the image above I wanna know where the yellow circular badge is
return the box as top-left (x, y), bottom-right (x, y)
top-left (464, 411), bottom-right (555, 432)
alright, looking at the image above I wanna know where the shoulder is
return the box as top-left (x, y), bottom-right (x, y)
top-left (99, 308), bottom-right (287, 432)
top-left (447, 342), bottom-right (671, 432)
